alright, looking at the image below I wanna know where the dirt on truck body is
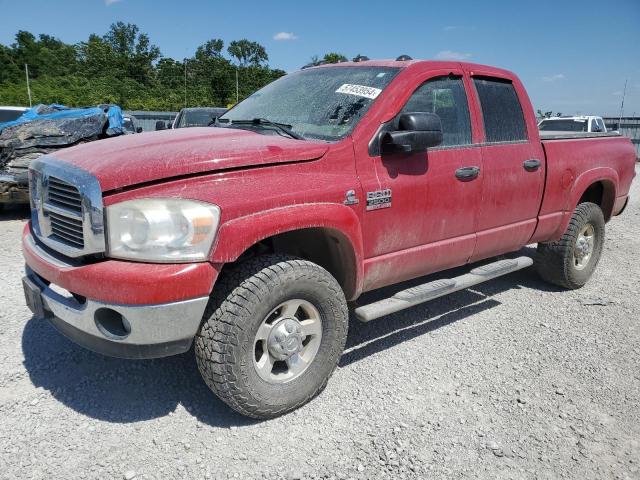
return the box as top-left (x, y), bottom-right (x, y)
top-left (21, 59), bottom-right (636, 419)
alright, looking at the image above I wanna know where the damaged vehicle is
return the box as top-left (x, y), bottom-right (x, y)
top-left (0, 104), bottom-right (123, 208)
top-left (21, 59), bottom-right (636, 419)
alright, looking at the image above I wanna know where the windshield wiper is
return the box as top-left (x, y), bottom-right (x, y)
top-left (222, 118), bottom-right (304, 140)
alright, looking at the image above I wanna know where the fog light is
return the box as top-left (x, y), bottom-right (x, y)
top-left (94, 308), bottom-right (131, 339)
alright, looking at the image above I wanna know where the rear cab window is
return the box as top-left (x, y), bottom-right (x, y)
top-left (473, 77), bottom-right (527, 143)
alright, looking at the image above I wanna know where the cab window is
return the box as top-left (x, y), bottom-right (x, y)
top-left (473, 77), bottom-right (527, 142)
top-left (401, 76), bottom-right (472, 146)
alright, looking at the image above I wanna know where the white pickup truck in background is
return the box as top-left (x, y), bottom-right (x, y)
top-left (538, 115), bottom-right (607, 133)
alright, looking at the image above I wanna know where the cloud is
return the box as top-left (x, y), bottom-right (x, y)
top-left (435, 50), bottom-right (472, 61)
top-left (542, 73), bottom-right (565, 82)
top-left (273, 32), bottom-right (298, 41)
top-left (443, 26), bottom-right (459, 31)
top-left (104, 0), bottom-right (122, 5)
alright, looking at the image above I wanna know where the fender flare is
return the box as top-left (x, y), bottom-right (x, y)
top-left (554, 167), bottom-right (618, 238)
top-left (210, 203), bottom-right (364, 298)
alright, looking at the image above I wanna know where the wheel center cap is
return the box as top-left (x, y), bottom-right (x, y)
top-left (267, 318), bottom-right (304, 360)
top-left (576, 237), bottom-right (590, 257)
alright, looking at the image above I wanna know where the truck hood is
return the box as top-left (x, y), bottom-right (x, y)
top-left (52, 127), bottom-right (329, 191)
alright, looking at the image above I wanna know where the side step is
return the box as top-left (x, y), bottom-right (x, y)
top-left (354, 256), bottom-right (533, 322)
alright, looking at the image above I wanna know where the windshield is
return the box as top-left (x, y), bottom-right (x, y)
top-left (177, 109), bottom-right (224, 128)
top-left (220, 66), bottom-right (401, 141)
top-left (123, 117), bottom-right (134, 132)
top-left (539, 119), bottom-right (588, 132)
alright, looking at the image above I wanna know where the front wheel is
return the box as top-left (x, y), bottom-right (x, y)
top-left (195, 254), bottom-right (348, 419)
top-left (535, 202), bottom-right (605, 289)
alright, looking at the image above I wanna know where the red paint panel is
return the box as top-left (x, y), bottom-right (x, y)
top-left (363, 234), bottom-right (476, 291)
top-left (23, 225), bottom-right (219, 305)
top-left (52, 127), bottom-right (328, 192)
top-left (212, 203), bottom-right (363, 262)
top-left (536, 136), bottom-right (636, 240)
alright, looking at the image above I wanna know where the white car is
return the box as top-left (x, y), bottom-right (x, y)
top-left (538, 115), bottom-right (607, 133)
top-left (0, 106), bottom-right (28, 124)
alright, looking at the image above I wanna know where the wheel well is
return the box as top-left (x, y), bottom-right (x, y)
top-left (578, 181), bottom-right (615, 221)
top-left (231, 228), bottom-right (358, 300)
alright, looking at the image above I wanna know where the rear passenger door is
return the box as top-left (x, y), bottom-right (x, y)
top-left (468, 75), bottom-right (545, 261)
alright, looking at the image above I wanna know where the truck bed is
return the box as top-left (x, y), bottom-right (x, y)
top-left (539, 131), bottom-right (621, 141)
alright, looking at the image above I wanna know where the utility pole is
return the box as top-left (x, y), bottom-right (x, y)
top-left (24, 64), bottom-right (32, 108)
top-left (236, 67), bottom-right (239, 104)
top-left (618, 79), bottom-right (628, 125)
top-left (184, 60), bottom-right (187, 108)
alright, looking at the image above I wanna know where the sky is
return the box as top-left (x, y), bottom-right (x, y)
top-left (1, 0), bottom-right (639, 116)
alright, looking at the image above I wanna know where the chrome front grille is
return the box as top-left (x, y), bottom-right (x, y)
top-left (29, 158), bottom-right (105, 258)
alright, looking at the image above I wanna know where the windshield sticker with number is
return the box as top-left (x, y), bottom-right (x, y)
top-left (335, 84), bottom-right (382, 100)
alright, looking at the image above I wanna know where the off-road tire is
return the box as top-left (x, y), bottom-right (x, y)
top-left (195, 254), bottom-right (348, 419)
top-left (535, 202), bottom-right (605, 289)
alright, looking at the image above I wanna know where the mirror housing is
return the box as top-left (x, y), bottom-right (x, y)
top-left (155, 120), bottom-right (166, 131)
top-left (136, 127), bottom-right (143, 133)
top-left (382, 112), bottom-right (443, 153)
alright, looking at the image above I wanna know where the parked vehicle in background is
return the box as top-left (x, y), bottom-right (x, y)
top-left (0, 106), bottom-right (28, 123)
top-left (0, 104), bottom-right (124, 208)
top-left (21, 59), bottom-right (636, 419)
top-left (172, 107), bottom-right (227, 128)
top-left (123, 115), bottom-right (142, 134)
top-left (538, 115), bottom-right (607, 133)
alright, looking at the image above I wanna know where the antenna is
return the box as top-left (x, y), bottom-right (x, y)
top-left (618, 79), bottom-right (628, 125)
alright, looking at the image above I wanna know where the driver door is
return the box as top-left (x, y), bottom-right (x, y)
top-left (356, 71), bottom-right (484, 291)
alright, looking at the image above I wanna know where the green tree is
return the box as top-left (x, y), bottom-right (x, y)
top-left (227, 39), bottom-right (268, 66)
top-left (322, 52), bottom-right (347, 63)
top-left (0, 25), bottom-right (284, 110)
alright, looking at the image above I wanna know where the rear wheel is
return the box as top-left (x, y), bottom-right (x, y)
top-left (535, 202), bottom-right (605, 289)
top-left (195, 254), bottom-right (348, 419)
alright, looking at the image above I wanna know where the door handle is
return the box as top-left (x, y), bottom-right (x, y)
top-left (455, 166), bottom-right (480, 181)
top-left (523, 158), bottom-right (541, 171)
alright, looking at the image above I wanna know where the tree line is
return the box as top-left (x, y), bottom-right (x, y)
top-left (0, 23), bottom-right (289, 111)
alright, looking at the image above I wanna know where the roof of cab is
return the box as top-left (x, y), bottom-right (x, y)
top-left (304, 59), bottom-right (517, 80)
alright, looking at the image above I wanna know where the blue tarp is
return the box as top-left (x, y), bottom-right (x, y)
top-left (0, 104), bottom-right (124, 135)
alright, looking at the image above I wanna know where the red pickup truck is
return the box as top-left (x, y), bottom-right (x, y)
top-left (22, 59), bottom-right (636, 419)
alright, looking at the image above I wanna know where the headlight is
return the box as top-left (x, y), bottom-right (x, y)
top-left (106, 198), bottom-right (220, 262)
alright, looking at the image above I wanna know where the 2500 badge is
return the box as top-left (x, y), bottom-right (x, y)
top-left (366, 189), bottom-right (392, 211)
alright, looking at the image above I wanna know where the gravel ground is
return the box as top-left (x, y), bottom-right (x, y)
top-left (0, 167), bottom-right (638, 480)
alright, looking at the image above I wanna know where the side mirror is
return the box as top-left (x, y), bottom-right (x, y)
top-left (382, 112), bottom-right (443, 153)
top-left (155, 120), bottom-right (166, 131)
top-left (136, 127), bottom-right (143, 133)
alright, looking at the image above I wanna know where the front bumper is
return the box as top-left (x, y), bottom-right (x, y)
top-left (22, 226), bottom-right (217, 359)
top-left (23, 267), bottom-right (209, 359)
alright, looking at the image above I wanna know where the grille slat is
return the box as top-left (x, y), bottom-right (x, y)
top-left (49, 219), bottom-right (84, 240)
top-left (51, 229), bottom-right (84, 245)
top-left (48, 180), bottom-right (80, 193)
top-left (48, 208), bottom-right (85, 249)
top-left (47, 176), bottom-right (82, 214)
top-left (47, 214), bottom-right (83, 229)
top-left (48, 189), bottom-right (81, 202)
top-left (50, 227), bottom-right (85, 247)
